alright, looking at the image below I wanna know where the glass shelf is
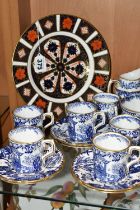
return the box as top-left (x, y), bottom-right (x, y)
top-left (0, 144), bottom-right (140, 210)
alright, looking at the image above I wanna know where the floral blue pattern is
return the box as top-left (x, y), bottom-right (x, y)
top-left (120, 80), bottom-right (140, 90)
top-left (115, 87), bottom-right (140, 99)
top-left (93, 93), bottom-right (119, 121)
top-left (93, 147), bottom-right (127, 183)
top-left (13, 105), bottom-right (43, 128)
top-left (51, 117), bottom-right (109, 147)
top-left (8, 126), bottom-right (56, 173)
top-left (72, 150), bottom-right (140, 192)
top-left (66, 102), bottom-right (105, 142)
top-left (0, 147), bottom-right (64, 184)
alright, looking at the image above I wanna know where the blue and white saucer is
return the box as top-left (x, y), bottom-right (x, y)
top-left (51, 117), bottom-right (109, 148)
top-left (0, 146), bottom-right (64, 184)
top-left (71, 150), bottom-right (140, 193)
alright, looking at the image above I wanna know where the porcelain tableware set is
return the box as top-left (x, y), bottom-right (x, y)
top-left (1, 13), bottom-right (140, 193)
top-left (70, 69), bottom-right (140, 192)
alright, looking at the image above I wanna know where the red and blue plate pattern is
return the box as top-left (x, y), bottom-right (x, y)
top-left (12, 14), bottom-right (111, 120)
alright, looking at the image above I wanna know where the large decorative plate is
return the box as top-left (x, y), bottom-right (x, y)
top-left (12, 14), bottom-right (111, 120)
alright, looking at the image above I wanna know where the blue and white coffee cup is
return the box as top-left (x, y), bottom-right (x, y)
top-left (109, 114), bottom-right (140, 146)
top-left (92, 132), bottom-right (140, 183)
top-left (13, 105), bottom-right (54, 129)
top-left (66, 102), bottom-right (105, 143)
top-left (2, 126), bottom-right (55, 174)
top-left (93, 93), bottom-right (120, 121)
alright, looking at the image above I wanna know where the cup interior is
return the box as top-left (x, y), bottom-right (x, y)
top-left (121, 95), bottom-right (140, 113)
top-left (110, 115), bottom-right (140, 130)
top-left (14, 105), bottom-right (42, 118)
top-left (120, 69), bottom-right (140, 81)
top-left (93, 132), bottom-right (130, 151)
top-left (9, 126), bottom-right (44, 143)
top-left (66, 102), bottom-right (96, 114)
top-left (94, 93), bottom-right (119, 103)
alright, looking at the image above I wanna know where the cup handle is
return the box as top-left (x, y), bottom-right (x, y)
top-left (94, 111), bottom-right (106, 131)
top-left (107, 79), bottom-right (118, 93)
top-left (41, 139), bottom-right (56, 167)
top-left (127, 146), bottom-right (140, 171)
top-left (43, 112), bottom-right (54, 129)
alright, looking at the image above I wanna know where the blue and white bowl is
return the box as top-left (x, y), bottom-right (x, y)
top-left (109, 114), bottom-right (140, 146)
top-left (121, 94), bottom-right (140, 119)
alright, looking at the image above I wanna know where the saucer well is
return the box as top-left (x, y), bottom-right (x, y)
top-left (50, 117), bottom-right (109, 148)
top-left (0, 146), bottom-right (64, 184)
top-left (71, 150), bottom-right (140, 193)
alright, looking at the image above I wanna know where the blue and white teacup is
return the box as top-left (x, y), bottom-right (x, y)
top-left (2, 126), bottom-right (55, 174)
top-left (13, 105), bottom-right (54, 129)
top-left (108, 68), bottom-right (140, 91)
top-left (120, 94), bottom-right (140, 119)
top-left (93, 93), bottom-right (120, 122)
top-left (109, 114), bottom-right (140, 146)
top-left (66, 102), bottom-right (105, 142)
top-left (93, 132), bottom-right (140, 183)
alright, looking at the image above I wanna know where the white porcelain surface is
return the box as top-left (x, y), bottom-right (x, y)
top-left (110, 115), bottom-right (140, 130)
top-left (94, 132), bottom-right (129, 150)
top-left (121, 94), bottom-right (140, 118)
top-left (9, 126), bottom-right (44, 143)
top-left (121, 68), bottom-right (140, 81)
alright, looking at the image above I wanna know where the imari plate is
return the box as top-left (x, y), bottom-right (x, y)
top-left (71, 150), bottom-right (140, 193)
top-left (0, 146), bottom-right (64, 184)
top-left (12, 14), bottom-right (111, 120)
